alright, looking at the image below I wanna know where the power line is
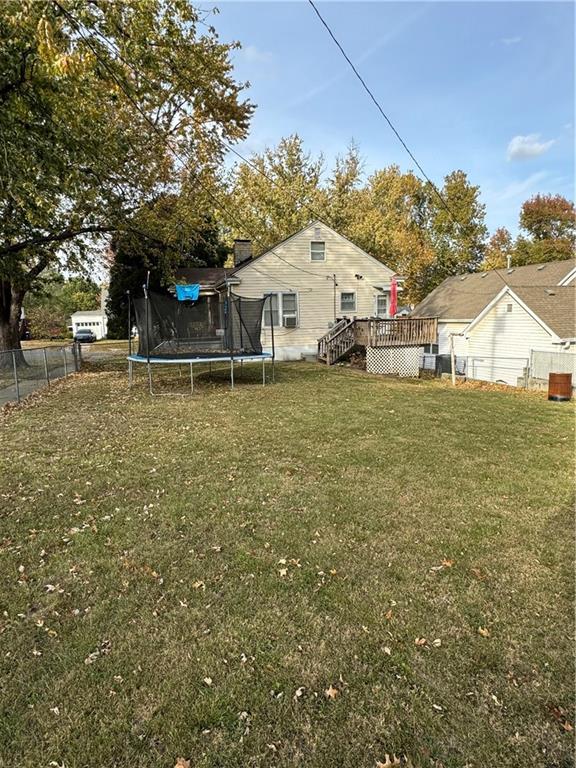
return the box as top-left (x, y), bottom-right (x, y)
top-left (52, 1), bottom-right (335, 284)
top-left (307, 0), bottom-right (460, 225)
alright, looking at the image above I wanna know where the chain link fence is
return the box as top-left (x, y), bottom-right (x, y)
top-left (0, 344), bottom-right (81, 407)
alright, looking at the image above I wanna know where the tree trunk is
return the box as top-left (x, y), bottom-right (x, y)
top-left (0, 280), bottom-right (25, 366)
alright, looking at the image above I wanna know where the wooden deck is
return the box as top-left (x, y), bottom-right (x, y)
top-left (318, 317), bottom-right (437, 365)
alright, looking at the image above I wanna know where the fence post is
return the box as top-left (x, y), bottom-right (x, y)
top-left (12, 351), bottom-right (20, 403)
top-left (43, 348), bottom-right (50, 386)
top-left (62, 346), bottom-right (68, 377)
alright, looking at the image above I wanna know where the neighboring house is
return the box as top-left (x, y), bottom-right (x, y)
top-left (412, 259), bottom-right (576, 385)
top-left (70, 285), bottom-right (109, 340)
top-left (71, 309), bottom-right (108, 339)
top-left (226, 221), bottom-right (398, 360)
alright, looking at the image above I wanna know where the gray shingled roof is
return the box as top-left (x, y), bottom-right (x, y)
top-left (412, 259), bottom-right (575, 320)
top-left (174, 267), bottom-right (231, 286)
top-left (512, 286), bottom-right (576, 339)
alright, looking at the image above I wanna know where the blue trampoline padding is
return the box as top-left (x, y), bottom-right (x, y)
top-left (128, 352), bottom-right (273, 364)
top-left (175, 284), bottom-right (200, 301)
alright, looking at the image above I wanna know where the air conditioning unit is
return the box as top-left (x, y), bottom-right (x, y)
top-left (284, 316), bottom-right (297, 328)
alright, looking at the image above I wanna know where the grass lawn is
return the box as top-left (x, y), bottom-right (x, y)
top-left (0, 361), bottom-right (574, 768)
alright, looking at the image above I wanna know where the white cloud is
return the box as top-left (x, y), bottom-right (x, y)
top-left (500, 36), bottom-right (522, 46)
top-left (507, 133), bottom-right (555, 161)
top-left (238, 45), bottom-right (272, 64)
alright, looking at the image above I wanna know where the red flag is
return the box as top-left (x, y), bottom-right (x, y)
top-left (390, 276), bottom-right (398, 318)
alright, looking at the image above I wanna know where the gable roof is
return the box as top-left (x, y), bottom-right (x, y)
top-left (174, 267), bottom-right (232, 287)
top-left (511, 286), bottom-right (576, 339)
top-left (412, 259), bottom-right (576, 320)
top-left (231, 220), bottom-right (395, 277)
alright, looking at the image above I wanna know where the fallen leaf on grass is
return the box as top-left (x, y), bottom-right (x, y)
top-left (203, 677), bottom-right (213, 686)
top-left (385, 609), bottom-right (393, 620)
top-left (376, 755), bottom-right (413, 767)
top-left (192, 580), bottom-right (205, 590)
top-left (278, 568), bottom-right (288, 577)
top-left (414, 637), bottom-right (427, 646)
top-left (293, 686), bottom-right (305, 701)
top-left (324, 685), bottom-right (339, 700)
top-left (441, 558), bottom-right (454, 567)
top-left (478, 626), bottom-right (490, 637)
top-left (174, 759), bottom-right (190, 768)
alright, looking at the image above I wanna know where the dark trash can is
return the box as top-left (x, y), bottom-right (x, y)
top-left (435, 354), bottom-right (452, 376)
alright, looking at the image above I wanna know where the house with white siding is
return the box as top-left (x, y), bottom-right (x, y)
top-left (412, 259), bottom-right (575, 385)
top-left (224, 221), bottom-right (398, 360)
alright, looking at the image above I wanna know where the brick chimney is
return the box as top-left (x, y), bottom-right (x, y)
top-left (233, 239), bottom-right (252, 267)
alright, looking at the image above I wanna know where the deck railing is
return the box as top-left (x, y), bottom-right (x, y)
top-left (355, 317), bottom-right (437, 347)
top-left (318, 317), bottom-right (438, 365)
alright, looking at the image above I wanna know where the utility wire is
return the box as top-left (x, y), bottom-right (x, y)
top-left (307, 0), bottom-right (460, 224)
top-left (53, 0), bottom-right (335, 283)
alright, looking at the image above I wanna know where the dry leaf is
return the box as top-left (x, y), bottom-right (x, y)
top-left (324, 685), bottom-right (339, 700)
top-left (293, 686), bottom-right (305, 701)
top-left (192, 580), bottom-right (205, 589)
top-left (203, 677), bottom-right (213, 686)
top-left (414, 637), bottom-right (427, 646)
top-left (562, 721), bottom-right (574, 732)
top-left (279, 568), bottom-right (288, 577)
top-left (441, 558), bottom-right (454, 567)
top-left (432, 638), bottom-right (442, 647)
top-left (174, 759), bottom-right (190, 768)
top-left (376, 755), bottom-right (413, 767)
top-left (383, 646), bottom-right (391, 655)
top-left (385, 609), bottom-right (393, 620)
top-left (478, 626), bottom-right (490, 637)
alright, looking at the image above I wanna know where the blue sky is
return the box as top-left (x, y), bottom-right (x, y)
top-left (207, 1), bottom-right (574, 236)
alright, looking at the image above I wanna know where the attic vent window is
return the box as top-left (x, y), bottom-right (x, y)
top-left (314, 226), bottom-right (321, 240)
top-left (506, 303), bottom-right (513, 313)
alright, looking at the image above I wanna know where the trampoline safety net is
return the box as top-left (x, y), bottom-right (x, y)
top-left (133, 291), bottom-right (267, 359)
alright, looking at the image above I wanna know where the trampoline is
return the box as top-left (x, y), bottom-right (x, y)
top-left (127, 282), bottom-right (275, 395)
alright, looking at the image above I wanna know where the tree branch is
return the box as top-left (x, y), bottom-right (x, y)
top-left (0, 47), bottom-right (34, 104)
top-left (1, 225), bottom-right (116, 258)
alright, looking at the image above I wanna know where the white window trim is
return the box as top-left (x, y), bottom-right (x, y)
top-left (340, 291), bottom-right (356, 314)
top-left (309, 240), bottom-right (326, 262)
top-left (263, 292), bottom-right (299, 328)
top-left (374, 292), bottom-right (389, 318)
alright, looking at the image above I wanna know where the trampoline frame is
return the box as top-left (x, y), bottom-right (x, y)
top-left (127, 279), bottom-right (276, 396)
top-left (127, 352), bottom-right (274, 395)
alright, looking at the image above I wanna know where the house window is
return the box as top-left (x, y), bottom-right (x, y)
top-left (264, 293), bottom-right (299, 328)
top-left (340, 291), bottom-right (356, 313)
top-left (310, 241), bottom-right (325, 262)
top-left (423, 343), bottom-right (439, 354)
top-left (376, 294), bottom-right (388, 318)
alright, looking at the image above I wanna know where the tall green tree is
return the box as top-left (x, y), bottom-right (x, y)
top-left (0, 0), bottom-right (253, 352)
top-left (421, 170), bottom-right (487, 296)
top-left (106, 195), bottom-right (228, 338)
top-left (514, 194), bottom-right (575, 265)
top-left (225, 134), bottom-right (325, 252)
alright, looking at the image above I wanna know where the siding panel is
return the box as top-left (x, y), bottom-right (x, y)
top-left (233, 223), bottom-right (395, 359)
